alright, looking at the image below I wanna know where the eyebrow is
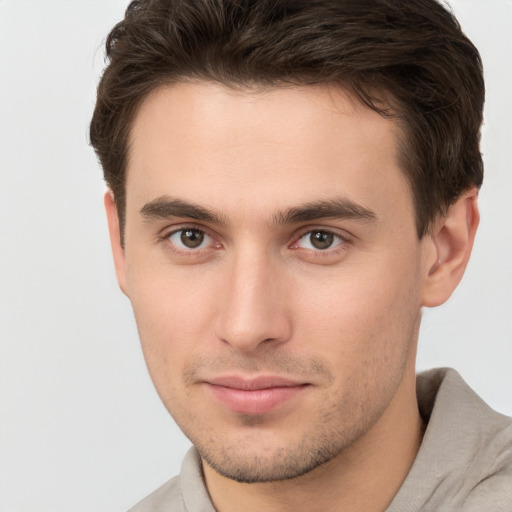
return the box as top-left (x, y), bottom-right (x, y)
top-left (140, 195), bottom-right (377, 226)
top-left (140, 196), bottom-right (226, 224)
top-left (273, 198), bottom-right (377, 225)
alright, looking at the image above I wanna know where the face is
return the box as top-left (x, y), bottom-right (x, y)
top-left (111, 82), bottom-right (434, 483)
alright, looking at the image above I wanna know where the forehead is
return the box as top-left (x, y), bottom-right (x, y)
top-left (126, 81), bottom-right (413, 228)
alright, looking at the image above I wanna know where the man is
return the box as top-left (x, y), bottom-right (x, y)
top-left (90, 0), bottom-right (512, 510)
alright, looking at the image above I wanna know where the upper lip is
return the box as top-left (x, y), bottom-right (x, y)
top-left (205, 375), bottom-right (307, 390)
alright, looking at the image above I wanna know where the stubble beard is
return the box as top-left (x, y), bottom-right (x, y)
top-left (165, 350), bottom-right (409, 485)
top-left (189, 396), bottom-right (381, 484)
top-left (198, 431), bottom-right (352, 484)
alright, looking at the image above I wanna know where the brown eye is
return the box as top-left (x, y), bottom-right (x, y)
top-left (309, 231), bottom-right (335, 249)
top-left (180, 229), bottom-right (204, 248)
top-left (296, 230), bottom-right (344, 251)
top-left (168, 228), bottom-right (210, 250)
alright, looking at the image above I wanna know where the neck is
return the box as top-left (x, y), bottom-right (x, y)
top-left (203, 366), bottom-right (424, 512)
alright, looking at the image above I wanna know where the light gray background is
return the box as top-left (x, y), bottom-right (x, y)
top-left (0, 1), bottom-right (510, 511)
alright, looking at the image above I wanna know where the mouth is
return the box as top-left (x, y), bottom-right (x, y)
top-left (203, 376), bottom-right (311, 415)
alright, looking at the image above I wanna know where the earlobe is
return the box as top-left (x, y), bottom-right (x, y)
top-left (421, 188), bottom-right (480, 308)
top-left (104, 190), bottom-right (128, 295)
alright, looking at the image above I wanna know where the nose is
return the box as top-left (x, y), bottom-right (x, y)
top-left (214, 249), bottom-right (292, 353)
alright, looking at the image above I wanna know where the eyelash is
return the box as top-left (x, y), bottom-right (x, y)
top-left (159, 225), bottom-right (220, 255)
top-left (290, 228), bottom-right (352, 256)
top-left (158, 225), bottom-right (353, 259)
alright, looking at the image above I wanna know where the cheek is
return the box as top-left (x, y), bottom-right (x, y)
top-left (291, 261), bottom-right (423, 425)
top-left (292, 253), bottom-right (423, 367)
top-left (128, 254), bottom-right (219, 328)
top-left (127, 267), bottom-right (219, 385)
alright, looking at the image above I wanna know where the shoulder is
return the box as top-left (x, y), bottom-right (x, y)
top-left (128, 476), bottom-right (184, 512)
top-left (388, 368), bottom-right (512, 511)
top-left (127, 447), bottom-right (215, 512)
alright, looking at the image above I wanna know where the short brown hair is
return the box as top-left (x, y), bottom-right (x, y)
top-left (90, 0), bottom-right (484, 239)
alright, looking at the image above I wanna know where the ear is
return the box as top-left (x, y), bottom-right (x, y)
top-left (104, 190), bottom-right (128, 295)
top-left (421, 188), bottom-right (480, 307)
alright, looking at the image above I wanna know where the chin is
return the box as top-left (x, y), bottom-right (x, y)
top-left (193, 418), bottom-right (363, 484)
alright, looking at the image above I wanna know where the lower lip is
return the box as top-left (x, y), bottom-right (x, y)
top-left (206, 384), bottom-right (309, 415)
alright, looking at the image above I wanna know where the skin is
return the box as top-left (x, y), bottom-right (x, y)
top-left (105, 82), bottom-right (479, 512)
